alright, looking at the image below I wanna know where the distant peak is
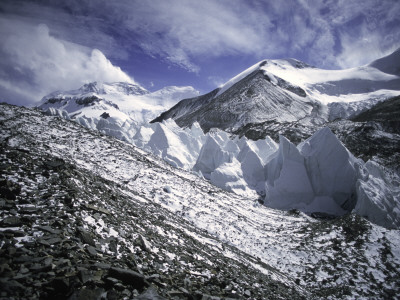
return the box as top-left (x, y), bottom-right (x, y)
top-left (80, 82), bottom-right (104, 94)
top-left (110, 82), bottom-right (149, 95)
top-left (261, 58), bottom-right (315, 69)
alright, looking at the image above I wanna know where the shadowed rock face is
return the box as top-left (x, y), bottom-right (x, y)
top-left (152, 69), bottom-right (325, 133)
top-left (1, 103), bottom-right (399, 299)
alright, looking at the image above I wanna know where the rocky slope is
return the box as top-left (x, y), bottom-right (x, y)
top-left (1, 103), bottom-right (400, 299)
top-left (328, 95), bottom-right (400, 172)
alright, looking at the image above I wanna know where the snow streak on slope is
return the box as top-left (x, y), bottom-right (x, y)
top-left (2, 104), bottom-right (400, 299)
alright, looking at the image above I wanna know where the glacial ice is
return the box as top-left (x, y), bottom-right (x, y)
top-left (45, 107), bottom-right (400, 229)
top-left (147, 122), bottom-right (194, 169)
top-left (298, 127), bottom-right (360, 211)
top-left (193, 135), bottom-right (232, 179)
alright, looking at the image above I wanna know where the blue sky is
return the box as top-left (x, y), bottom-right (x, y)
top-left (1, 0), bottom-right (399, 106)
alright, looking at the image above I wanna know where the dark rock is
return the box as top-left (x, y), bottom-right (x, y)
top-left (134, 286), bottom-right (166, 300)
top-left (107, 289), bottom-right (120, 300)
top-left (167, 290), bottom-right (186, 298)
top-left (100, 112), bottom-right (111, 119)
top-left (3, 229), bottom-right (25, 237)
top-left (109, 267), bottom-right (147, 290)
top-left (310, 212), bottom-right (337, 220)
top-left (105, 277), bottom-right (120, 285)
top-left (1, 216), bottom-right (22, 227)
top-left (29, 263), bottom-right (52, 273)
top-left (83, 203), bottom-right (111, 215)
top-left (44, 277), bottom-right (70, 298)
top-left (46, 237), bottom-right (63, 244)
top-left (38, 225), bottom-right (62, 234)
top-left (93, 262), bottom-right (111, 270)
top-left (0, 279), bottom-right (25, 293)
top-left (44, 158), bottom-right (65, 169)
top-left (87, 246), bottom-right (97, 256)
top-left (78, 268), bottom-right (91, 284)
top-left (38, 239), bottom-right (51, 246)
top-left (0, 180), bottom-right (21, 200)
top-left (68, 287), bottom-right (105, 300)
top-left (78, 229), bottom-right (96, 246)
top-left (19, 206), bottom-right (38, 214)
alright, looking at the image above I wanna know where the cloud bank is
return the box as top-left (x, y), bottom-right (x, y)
top-left (0, 18), bottom-right (134, 106)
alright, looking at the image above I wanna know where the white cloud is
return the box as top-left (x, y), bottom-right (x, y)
top-left (0, 19), bottom-right (134, 106)
top-left (207, 76), bottom-right (226, 88)
top-left (298, 0), bottom-right (400, 68)
top-left (118, 0), bottom-right (275, 72)
top-left (337, 31), bottom-right (398, 69)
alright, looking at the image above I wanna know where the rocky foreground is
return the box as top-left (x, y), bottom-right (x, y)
top-left (1, 103), bottom-right (400, 299)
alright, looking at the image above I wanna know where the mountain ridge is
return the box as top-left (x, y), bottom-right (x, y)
top-left (152, 49), bottom-right (400, 131)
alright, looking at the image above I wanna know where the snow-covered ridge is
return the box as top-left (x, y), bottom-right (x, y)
top-left (211, 48), bottom-right (400, 119)
top-left (40, 81), bottom-right (200, 125)
top-left (152, 49), bottom-right (400, 140)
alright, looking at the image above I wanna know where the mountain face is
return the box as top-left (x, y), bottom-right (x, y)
top-left (152, 65), bottom-right (327, 136)
top-left (2, 103), bottom-right (400, 299)
top-left (152, 49), bottom-right (400, 170)
top-left (152, 49), bottom-right (400, 135)
top-left (40, 81), bottom-right (200, 125)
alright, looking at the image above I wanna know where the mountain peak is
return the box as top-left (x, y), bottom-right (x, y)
top-left (79, 81), bottom-right (104, 94)
top-left (109, 82), bottom-right (149, 96)
top-left (78, 81), bottom-right (149, 96)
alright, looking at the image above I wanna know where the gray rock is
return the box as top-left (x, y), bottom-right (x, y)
top-left (1, 216), bottom-right (22, 227)
top-left (109, 267), bottom-right (147, 290)
top-left (87, 246), bottom-right (97, 256)
top-left (79, 228), bottom-right (96, 246)
top-left (134, 286), bottom-right (166, 300)
top-left (38, 225), bottom-right (62, 234)
top-left (68, 287), bottom-right (105, 300)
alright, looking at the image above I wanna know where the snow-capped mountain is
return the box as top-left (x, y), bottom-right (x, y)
top-left (152, 48), bottom-right (400, 140)
top-left (1, 103), bottom-right (400, 299)
top-left (40, 81), bottom-right (200, 125)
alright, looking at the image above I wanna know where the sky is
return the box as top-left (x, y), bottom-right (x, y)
top-left (0, 0), bottom-right (399, 106)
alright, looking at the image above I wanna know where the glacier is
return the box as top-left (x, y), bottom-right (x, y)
top-left (43, 106), bottom-right (400, 229)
